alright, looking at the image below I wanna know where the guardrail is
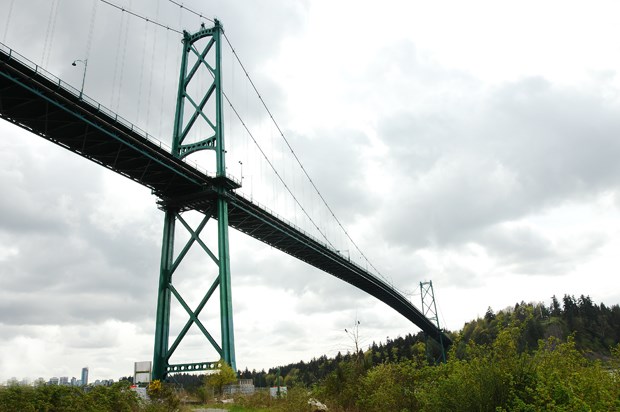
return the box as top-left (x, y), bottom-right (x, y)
top-left (0, 41), bottom-right (219, 180)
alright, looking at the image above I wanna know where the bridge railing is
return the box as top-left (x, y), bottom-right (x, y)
top-left (231, 189), bottom-right (403, 292)
top-left (0, 41), bottom-right (219, 180)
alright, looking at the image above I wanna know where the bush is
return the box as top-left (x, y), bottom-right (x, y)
top-left (0, 382), bottom-right (140, 412)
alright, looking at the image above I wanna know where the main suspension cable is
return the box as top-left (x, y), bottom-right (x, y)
top-left (99, 0), bottom-right (183, 34)
top-left (167, 0), bottom-right (215, 23)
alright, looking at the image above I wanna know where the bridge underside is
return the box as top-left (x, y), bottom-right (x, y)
top-left (0, 44), bottom-right (451, 348)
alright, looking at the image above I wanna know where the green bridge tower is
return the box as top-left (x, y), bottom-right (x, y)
top-left (153, 20), bottom-right (238, 380)
top-left (420, 280), bottom-right (447, 364)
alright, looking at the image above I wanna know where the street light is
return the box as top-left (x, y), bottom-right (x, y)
top-left (71, 59), bottom-right (88, 99)
top-left (238, 160), bottom-right (243, 181)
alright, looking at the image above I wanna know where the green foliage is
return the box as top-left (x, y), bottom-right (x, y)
top-left (283, 367), bottom-right (300, 387)
top-left (357, 360), bottom-right (420, 412)
top-left (230, 387), bottom-right (312, 412)
top-left (204, 359), bottom-right (238, 397)
top-left (311, 322), bottom-right (620, 412)
top-left (462, 296), bottom-right (620, 357)
top-left (146, 379), bottom-right (180, 411)
top-left (0, 381), bottom-right (141, 412)
top-left (313, 359), bottom-right (363, 411)
top-left (239, 332), bottom-right (436, 389)
top-left (4, 295), bottom-right (618, 411)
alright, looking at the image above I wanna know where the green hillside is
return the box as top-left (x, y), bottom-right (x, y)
top-left (235, 295), bottom-right (620, 411)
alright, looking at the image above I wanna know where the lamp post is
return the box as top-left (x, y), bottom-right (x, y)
top-left (71, 59), bottom-right (88, 99)
top-left (238, 160), bottom-right (243, 181)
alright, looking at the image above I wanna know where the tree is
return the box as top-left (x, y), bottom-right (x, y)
top-left (283, 368), bottom-right (300, 387)
top-left (550, 295), bottom-right (562, 316)
top-left (205, 360), bottom-right (237, 397)
top-left (147, 379), bottom-right (180, 411)
top-left (485, 306), bottom-right (496, 322)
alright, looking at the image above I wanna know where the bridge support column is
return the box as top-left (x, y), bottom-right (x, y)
top-left (217, 195), bottom-right (235, 369)
top-left (153, 208), bottom-right (176, 379)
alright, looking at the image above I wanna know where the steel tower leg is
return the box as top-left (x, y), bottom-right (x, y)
top-left (153, 208), bottom-right (175, 379)
top-left (213, 19), bottom-right (236, 370)
top-left (152, 20), bottom-right (237, 381)
top-left (218, 196), bottom-right (235, 368)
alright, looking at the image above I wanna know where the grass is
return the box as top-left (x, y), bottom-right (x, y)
top-left (187, 387), bottom-right (318, 412)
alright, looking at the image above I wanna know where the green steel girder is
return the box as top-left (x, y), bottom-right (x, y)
top-left (166, 276), bottom-right (223, 361)
top-left (167, 361), bottom-right (222, 374)
top-left (169, 284), bottom-right (221, 355)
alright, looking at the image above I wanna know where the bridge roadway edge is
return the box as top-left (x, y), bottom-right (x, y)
top-left (0, 44), bottom-right (451, 349)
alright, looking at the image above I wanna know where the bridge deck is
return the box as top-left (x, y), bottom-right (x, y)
top-left (0, 43), bottom-right (451, 347)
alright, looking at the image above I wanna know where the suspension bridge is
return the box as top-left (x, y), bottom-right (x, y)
top-left (0, 1), bottom-right (450, 380)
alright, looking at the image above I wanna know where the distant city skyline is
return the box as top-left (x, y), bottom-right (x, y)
top-left (0, 365), bottom-right (117, 388)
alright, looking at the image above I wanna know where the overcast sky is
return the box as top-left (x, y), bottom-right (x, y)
top-left (2, 0), bottom-right (620, 383)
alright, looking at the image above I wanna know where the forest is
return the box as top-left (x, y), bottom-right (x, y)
top-left (230, 294), bottom-right (620, 388)
top-left (1, 294), bottom-right (619, 411)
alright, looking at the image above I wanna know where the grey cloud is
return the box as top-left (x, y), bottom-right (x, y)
top-left (480, 225), bottom-right (557, 267)
top-left (0, 156), bottom-right (161, 326)
top-left (283, 128), bottom-right (375, 222)
top-left (378, 76), bottom-right (620, 251)
top-left (0, 290), bottom-right (149, 325)
top-left (0, 136), bottom-right (104, 234)
top-left (481, 224), bottom-right (607, 276)
top-left (485, 78), bottom-right (620, 196)
top-left (293, 285), bottom-right (372, 315)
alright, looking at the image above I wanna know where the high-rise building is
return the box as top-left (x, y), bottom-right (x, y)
top-left (59, 376), bottom-right (69, 386)
top-left (81, 367), bottom-right (89, 386)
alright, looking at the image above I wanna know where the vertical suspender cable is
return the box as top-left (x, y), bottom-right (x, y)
top-left (110, 10), bottom-right (124, 107)
top-left (2, 0), bottom-right (15, 43)
top-left (136, 17), bottom-right (148, 124)
top-left (159, 30), bottom-right (170, 140)
top-left (85, 0), bottom-right (98, 60)
top-left (115, 0), bottom-right (132, 112)
top-left (146, 0), bottom-right (161, 132)
top-left (41, 0), bottom-right (59, 67)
